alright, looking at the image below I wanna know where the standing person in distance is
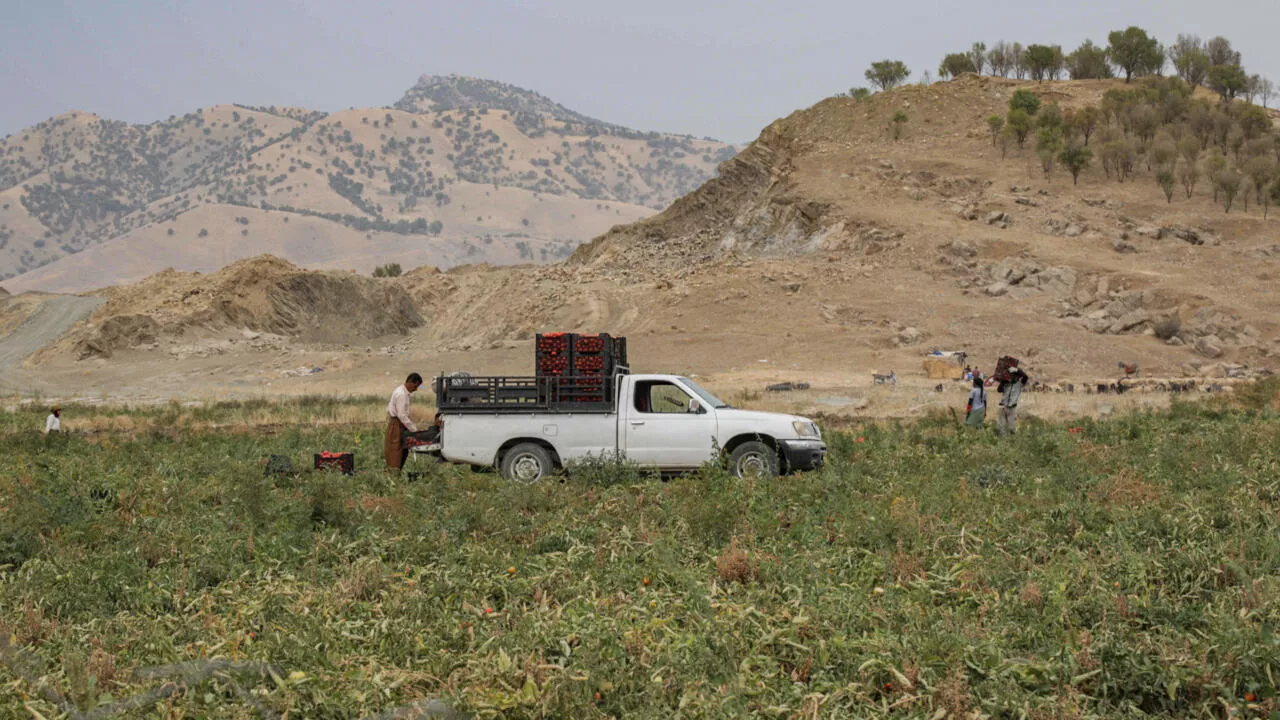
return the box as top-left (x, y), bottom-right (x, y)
top-left (44, 406), bottom-right (62, 434)
top-left (997, 367), bottom-right (1029, 436)
top-left (385, 373), bottom-right (422, 473)
top-left (965, 376), bottom-right (987, 428)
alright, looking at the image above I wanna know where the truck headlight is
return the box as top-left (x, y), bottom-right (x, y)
top-left (792, 420), bottom-right (821, 438)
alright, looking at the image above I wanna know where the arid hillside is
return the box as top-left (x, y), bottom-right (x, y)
top-left (6, 76), bottom-right (1279, 414)
top-left (0, 75), bottom-right (734, 292)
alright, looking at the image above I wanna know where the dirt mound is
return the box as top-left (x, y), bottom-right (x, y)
top-left (60, 255), bottom-right (423, 359)
top-left (0, 286), bottom-right (9, 299)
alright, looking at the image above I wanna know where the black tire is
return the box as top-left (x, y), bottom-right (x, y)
top-left (500, 443), bottom-right (555, 484)
top-left (729, 441), bottom-right (779, 479)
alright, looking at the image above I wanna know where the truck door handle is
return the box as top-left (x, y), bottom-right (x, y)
top-left (629, 420), bottom-right (645, 426)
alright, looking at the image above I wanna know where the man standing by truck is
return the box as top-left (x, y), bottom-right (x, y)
top-left (385, 373), bottom-right (422, 473)
top-left (997, 367), bottom-right (1029, 436)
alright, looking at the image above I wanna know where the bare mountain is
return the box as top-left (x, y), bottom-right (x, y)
top-left (0, 78), bottom-right (735, 292)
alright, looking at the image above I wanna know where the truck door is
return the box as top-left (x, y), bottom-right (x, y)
top-left (623, 379), bottom-right (718, 468)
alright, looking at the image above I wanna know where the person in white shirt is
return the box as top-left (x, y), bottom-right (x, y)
top-left (384, 373), bottom-right (422, 472)
top-left (964, 377), bottom-right (986, 428)
top-left (44, 406), bottom-right (62, 434)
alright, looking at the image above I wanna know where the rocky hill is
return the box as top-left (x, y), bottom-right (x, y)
top-left (0, 76), bottom-right (734, 293)
top-left (11, 76), bottom-right (1280, 396)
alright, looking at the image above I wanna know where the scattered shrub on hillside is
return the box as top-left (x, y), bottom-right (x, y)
top-left (1036, 127), bottom-right (1064, 178)
top-left (1007, 109), bottom-right (1033, 148)
top-left (865, 60), bottom-right (911, 91)
top-left (986, 115), bottom-right (1005, 146)
top-left (1215, 167), bottom-right (1242, 212)
top-left (1157, 169), bottom-right (1176, 202)
top-left (997, 127), bottom-right (1015, 160)
top-left (1009, 89), bottom-right (1041, 116)
top-left (890, 112), bottom-right (909, 141)
top-left (1059, 144), bottom-right (1093, 184)
top-left (372, 262), bottom-right (402, 278)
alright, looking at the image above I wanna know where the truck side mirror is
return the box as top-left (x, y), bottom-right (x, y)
top-left (689, 398), bottom-right (703, 414)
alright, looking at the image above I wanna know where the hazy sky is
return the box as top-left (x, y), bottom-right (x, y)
top-left (3, 0), bottom-right (1276, 143)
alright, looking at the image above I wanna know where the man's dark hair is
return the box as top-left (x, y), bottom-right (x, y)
top-left (407, 373), bottom-right (423, 385)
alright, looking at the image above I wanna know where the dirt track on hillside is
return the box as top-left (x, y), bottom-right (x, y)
top-left (0, 296), bottom-right (103, 372)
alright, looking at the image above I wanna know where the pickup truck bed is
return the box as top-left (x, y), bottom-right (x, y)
top-left (435, 374), bottom-right (620, 413)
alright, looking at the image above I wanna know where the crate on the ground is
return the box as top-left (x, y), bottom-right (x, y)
top-left (314, 452), bottom-right (355, 474)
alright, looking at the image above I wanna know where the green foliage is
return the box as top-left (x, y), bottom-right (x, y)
top-left (1107, 26), bottom-right (1164, 82)
top-left (1024, 44), bottom-right (1064, 81)
top-left (1006, 109), bottom-right (1034, 148)
top-left (3, 399), bottom-right (1280, 717)
top-left (986, 115), bottom-right (1005, 146)
top-left (1101, 138), bottom-right (1137, 182)
top-left (1009, 89), bottom-right (1041, 116)
top-left (1215, 166), bottom-right (1243, 212)
top-left (1239, 104), bottom-right (1274, 139)
top-left (938, 53), bottom-right (976, 80)
top-left (865, 60), bottom-right (911, 91)
top-left (848, 87), bottom-right (872, 101)
top-left (1157, 169), bottom-right (1176, 202)
top-left (1067, 40), bottom-right (1114, 79)
top-left (1067, 105), bottom-right (1101, 145)
top-left (372, 262), bottom-right (403, 278)
top-left (1037, 102), bottom-right (1064, 130)
top-left (1169, 35), bottom-right (1210, 89)
top-left (1058, 144), bottom-right (1093, 185)
top-left (890, 111), bottom-right (909, 140)
top-left (1035, 127), bottom-right (1064, 178)
top-left (1208, 63), bottom-right (1248, 100)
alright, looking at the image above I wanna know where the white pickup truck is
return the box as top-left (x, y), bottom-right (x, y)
top-left (430, 372), bottom-right (826, 483)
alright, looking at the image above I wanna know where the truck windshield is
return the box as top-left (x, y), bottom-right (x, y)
top-left (680, 378), bottom-right (729, 409)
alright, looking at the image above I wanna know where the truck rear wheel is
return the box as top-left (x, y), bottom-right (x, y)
top-left (501, 443), bottom-right (555, 484)
top-left (730, 441), bottom-right (779, 479)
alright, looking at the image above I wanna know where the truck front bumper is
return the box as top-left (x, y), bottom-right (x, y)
top-left (779, 439), bottom-right (827, 473)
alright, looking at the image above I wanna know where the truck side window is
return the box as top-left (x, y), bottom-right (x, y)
top-left (635, 381), bottom-right (694, 414)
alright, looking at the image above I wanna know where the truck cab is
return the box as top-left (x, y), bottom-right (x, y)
top-left (434, 372), bottom-right (826, 483)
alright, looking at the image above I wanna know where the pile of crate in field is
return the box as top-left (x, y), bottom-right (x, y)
top-left (535, 333), bottom-right (629, 404)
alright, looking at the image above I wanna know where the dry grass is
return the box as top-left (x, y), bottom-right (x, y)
top-left (932, 667), bottom-right (972, 716)
top-left (1090, 468), bottom-right (1163, 508)
top-left (715, 538), bottom-right (759, 584)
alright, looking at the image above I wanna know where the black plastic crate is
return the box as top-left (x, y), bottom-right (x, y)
top-left (314, 452), bottom-right (355, 474)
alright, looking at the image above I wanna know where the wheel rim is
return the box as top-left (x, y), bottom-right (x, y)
top-left (510, 453), bottom-right (545, 484)
top-left (736, 452), bottom-right (769, 477)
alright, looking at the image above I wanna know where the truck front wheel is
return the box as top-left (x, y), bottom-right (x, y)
top-left (729, 441), bottom-right (779, 479)
top-left (501, 443), bottom-right (555, 484)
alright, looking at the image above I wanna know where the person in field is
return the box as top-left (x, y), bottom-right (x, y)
top-left (384, 373), bottom-right (422, 472)
top-left (965, 376), bottom-right (986, 428)
top-left (44, 406), bottom-right (62, 434)
top-left (997, 367), bottom-right (1029, 436)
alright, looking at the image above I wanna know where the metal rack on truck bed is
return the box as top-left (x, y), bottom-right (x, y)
top-left (434, 371), bottom-right (628, 413)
